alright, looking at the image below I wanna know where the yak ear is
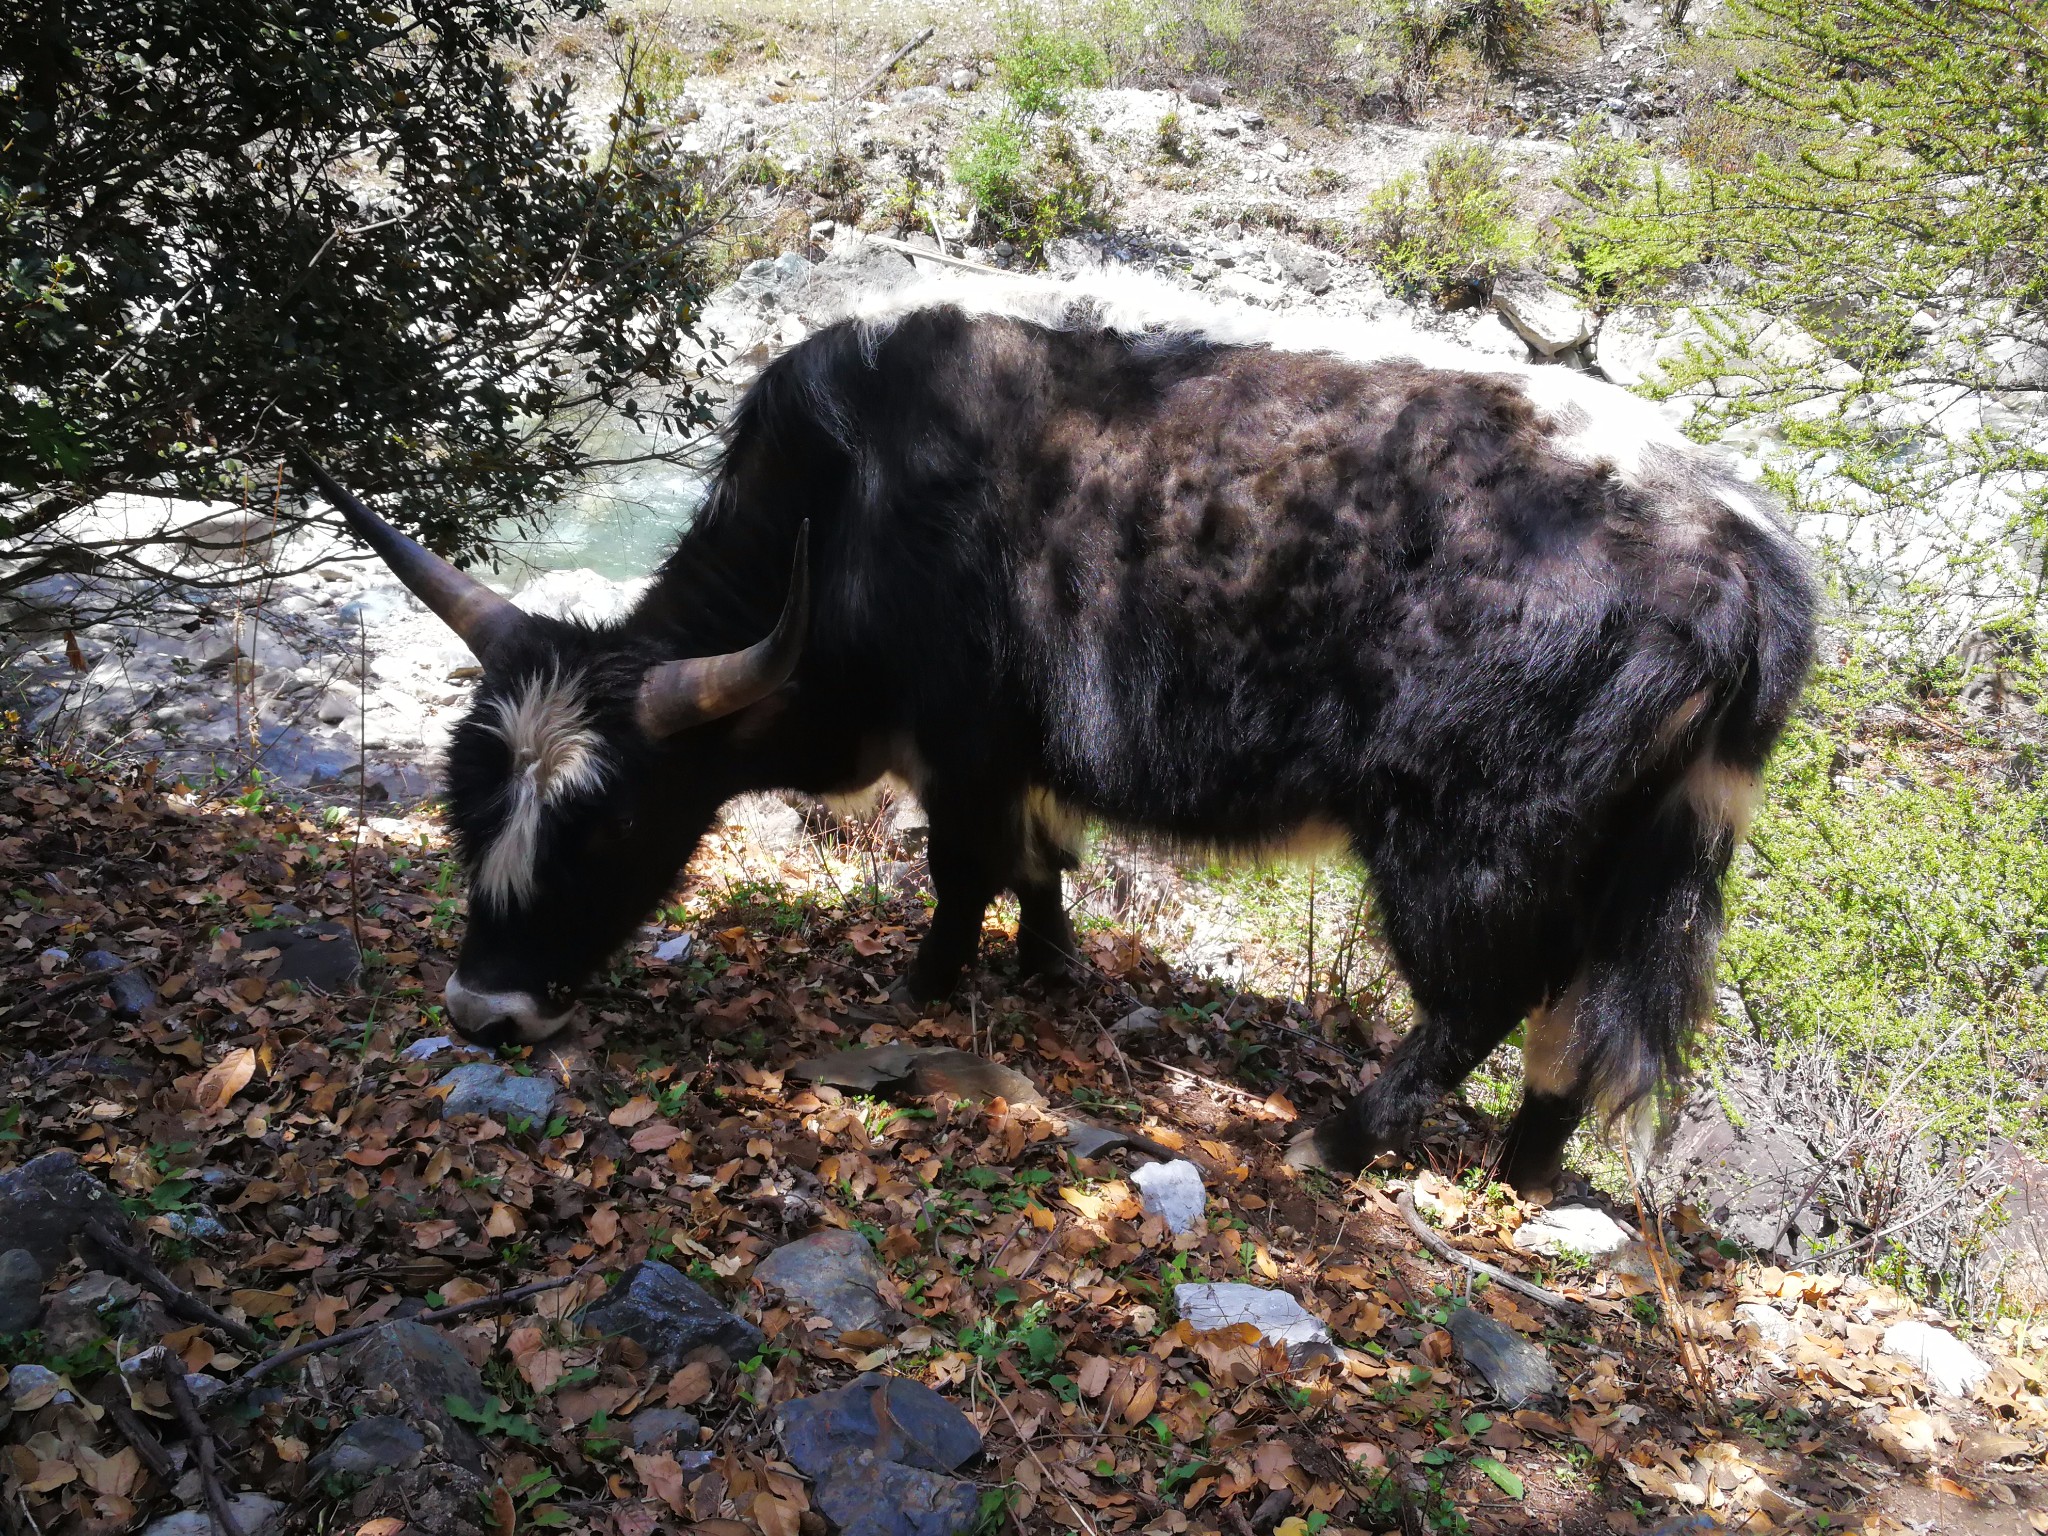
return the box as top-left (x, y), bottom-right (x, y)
top-left (634, 524), bottom-right (810, 739)
top-left (296, 451), bottom-right (528, 665)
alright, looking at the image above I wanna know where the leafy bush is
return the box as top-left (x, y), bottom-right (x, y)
top-left (995, 7), bottom-right (1110, 116)
top-left (1550, 131), bottom-right (1697, 305)
top-left (951, 117), bottom-right (1106, 263)
top-left (1155, 109), bottom-right (1199, 164)
top-left (1360, 142), bottom-right (1530, 301)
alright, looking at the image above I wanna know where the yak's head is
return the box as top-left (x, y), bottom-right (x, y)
top-left (303, 460), bottom-right (807, 1047)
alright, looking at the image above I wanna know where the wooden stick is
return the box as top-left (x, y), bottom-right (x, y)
top-left (0, 962), bottom-right (137, 1026)
top-left (977, 1359), bottom-right (1103, 1536)
top-left (85, 1221), bottom-right (263, 1353)
top-left (90, 1378), bottom-right (177, 1486)
top-left (1621, 1146), bottom-right (1721, 1423)
top-left (157, 1356), bottom-right (245, 1536)
top-left (856, 25), bottom-right (935, 97)
top-left (212, 1270), bottom-right (582, 1407)
top-left (865, 234), bottom-right (1002, 275)
top-left (1396, 1191), bottom-right (1585, 1316)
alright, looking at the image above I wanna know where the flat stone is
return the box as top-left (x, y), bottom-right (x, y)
top-left (402, 1036), bottom-right (455, 1062)
top-left (812, 1448), bottom-right (980, 1536)
top-left (42, 1271), bottom-right (165, 1354)
top-left (1882, 1319), bottom-right (1991, 1398)
top-left (342, 1320), bottom-right (491, 1469)
top-left (1511, 1206), bottom-right (1632, 1263)
top-left (0, 1149), bottom-right (132, 1282)
top-left (1060, 1118), bottom-right (1180, 1162)
top-left (0, 1249), bottom-right (44, 1334)
top-left (1734, 1301), bottom-right (1800, 1350)
top-left (626, 1406), bottom-right (702, 1453)
top-left (1186, 79), bottom-right (1225, 107)
top-left (4, 1363), bottom-right (74, 1409)
top-left (1110, 1006), bottom-right (1164, 1038)
top-left (1492, 279), bottom-right (1594, 358)
top-left (1130, 1160), bottom-right (1207, 1235)
top-left (1447, 1305), bottom-right (1558, 1406)
top-left (777, 1374), bottom-right (982, 1479)
top-left (1174, 1283), bottom-right (1334, 1363)
top-left (261, 922), bottom-right (361, 993)
top-left (310, 1415), bottom-right (427, 1480)
top-left (436, 1063), bottom-right (561, 1123)
top-left (755, 1230), bottom-right (894, 1336)
top-left (141, 1493), bottom-right (285, 1536)
top-left (787, 1045), bottom-right (1044, 1106)
top-left (653, 932), bottom-right (695, 964)
top-left (579, 1260), bottom-right (764, 1374)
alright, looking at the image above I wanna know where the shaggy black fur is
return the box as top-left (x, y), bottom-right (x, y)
top-left (437, 305), bottom-right (1817, 1191)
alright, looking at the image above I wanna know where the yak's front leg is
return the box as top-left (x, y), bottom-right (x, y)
top-left (903, 786), bottom-right (1021, 1002)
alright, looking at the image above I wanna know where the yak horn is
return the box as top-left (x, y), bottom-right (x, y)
top-left (636, 524), bottom-right (810, 739)
top-left (297, 453), bottom-right (526, 663)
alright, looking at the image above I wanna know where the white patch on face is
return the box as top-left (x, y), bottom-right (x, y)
top-left (847, 267), bottom-right (1790, 537)
top-left (473, 668), bottom-right (607, 909)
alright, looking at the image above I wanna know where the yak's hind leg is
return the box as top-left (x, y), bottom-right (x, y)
top-left (1014, 788), bottom-right (1084, 985)
top-left (1493, 981), bottom-right (1590, 1199)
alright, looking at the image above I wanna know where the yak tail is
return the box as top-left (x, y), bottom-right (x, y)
top-left (1569, 515), bottom-right (1817, 1134)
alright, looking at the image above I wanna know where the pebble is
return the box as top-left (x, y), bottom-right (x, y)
top-left (3, 1363), bottom-right (73, 1410)
top-left (1174, 1282), bottom-right (1334, 1363)
top-left (653, 932), bottom-right (695, 964)
top-left (1129, 1159), bottom-right (1207, 1235)
top-left (777, 1374), bottom-right (982, 1478)
top-left (1734, 1301), bottom-right (1800, 1350)
top-left (1882, 1319), bottom-right (1991, 1398)
top-left (402, 1035), bottom-right (456, 1061)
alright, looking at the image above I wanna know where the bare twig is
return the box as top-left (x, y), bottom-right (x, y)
top-left (856, 26), bottom-right (934, 97)
top-left (1139, 1057), bottom-right (1273, 1106)
top-left (157, 1355), bottom-right (246, 1536)
top-left (0, 962), bottom-right (137, 1026)
top-left (1621, 1146), bottom-right (1720, 1424)
top-left (1395, 1191), bottom-right (1585, 1316)
top-left (89, 1378), bottom-right (177, 1486)
top-left (866, 233), bottom-right (1002, 274)
top-left (213, 1270), bottom-right (583, 1407)
top-left (976, 1359), bottom-right (1103, 1536)
top-left (84, 1221), bottom-right (264, 1352)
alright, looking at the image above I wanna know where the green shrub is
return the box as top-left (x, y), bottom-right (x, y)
top-left (951, 116), bottom-right (1106, 263)
top-left (1722, 654), bottom-right (2048, 1156)
top-left (1550, 130), bottom-right (1698, 306)
top-left (1155, 109), bottom-right (1199, 164)
top-left (1360, 142), bottom-right (1530, 301)
top-left (995, 7), bottom-right (1110, 116)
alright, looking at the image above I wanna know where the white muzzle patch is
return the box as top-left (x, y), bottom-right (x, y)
top-left (445, 973), bottom-right (580, 1044)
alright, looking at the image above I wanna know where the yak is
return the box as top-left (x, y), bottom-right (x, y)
top-left (310, 274), bottom-right (1815, 1194)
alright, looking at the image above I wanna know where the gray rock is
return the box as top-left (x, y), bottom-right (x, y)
top-left (3, 1363), bottom-right (73, 1409)
top-left (1130, 1160), bottom-right (1207, 1235)
top-left (402, 1035), bottom-right (455, 1062)
top-left (1174, 1283), bottom-right (1334, 1363)
top-left (1186, 79), bottom-right (1225, 108)
top-left (314, 689), bottom-right (356, 725)
top-left (1882, 1319), bottom-right (1991, 1398)
top-left (162, 1211), bottom-right (229, 1241)
top-left (578, 1260), bottom-right (764, 1373)
top-left (1734, 1302), bottom-right (1800, 1350)
top-left (777, 1375), bottom-right (982, 1479)
top-left (1511, 1206), bottom-right (1631, 1263)
top-left (1653, 1065), bottom-right (1833, 1259)
top-left (1446, 1306), bottom-right (1557, 1406)
top-left (83, 950), bottom-right (156, 1017)
top-left (42, 1271), bottom-right (166, 1354)
top-left (626, 1406), bottom-right (702, 1453)
top-left (755, 1229), bottom-right (895, 1336)
top-left (1060, 1118), bottom-right (1181, 1161)
top-left (1272, 244), bottom-right (1332, 295)
top-left (1492, 278), bottom-right (1594, 359)
top-left (947, 68), bottom-right (977, 92)
top-left (436, 1063), bottom-right (561, 1123)
top-left (342, 1320), bottom-right (491, 1469)
top-left (0, 1149), bottom-right (132, 1282)
top-left (0, 1249), bottom-right (43, 1334)
top-left (141, 1493), bottom-right (285, 1536)
top-left (728, 792), bottom-right (809, 854)
top-left (813, 1448), bottom-right (981, 1536)
top-left (310, 1415), bottom-right (427, 1480)
top-left (262, 922), bottom-right (361, 994)
top-left (1110, 1006), bottom-right (1164, 1039)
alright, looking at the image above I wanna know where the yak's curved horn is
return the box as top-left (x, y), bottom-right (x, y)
top-left (636, 524), bottom-right (811, 739)
top-left (297, 453), bottom-right (526, 663)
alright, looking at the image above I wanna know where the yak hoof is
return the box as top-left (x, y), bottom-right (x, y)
top-left (1284, 1118), bottom-right (1372, 1176)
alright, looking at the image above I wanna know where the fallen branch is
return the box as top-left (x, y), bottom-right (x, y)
top-left (1395, 1191), bottom-right (1584, 1316)
top-left (856, 25), bottom-right (935, 97)
top-left (156, 1355), bottom-right (246, 1536)
top-left (89, 1378), bottom-right (177, 1487)
top-left (977, 1359), bottom-right (1103, 1536)
top-left (865, 234), bottom-right (1001, 275)
top-left (0, 962), bottom-right (137, 1026)
top-left (212, 1270), bottom-right (583, 1408)
top-left (85, 1220), bottom-right (263, 1353)
top-left (1621, 1146), bottom-right (1721, 1425)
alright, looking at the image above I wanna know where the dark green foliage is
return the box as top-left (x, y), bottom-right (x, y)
top-left (2, 0), bottom-right (718, 594)
top-left (1361, 143), bottom-right (1529, 301)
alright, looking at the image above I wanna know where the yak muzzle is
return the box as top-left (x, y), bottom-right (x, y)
top-left (445, 973), bottom-right (581, 1046)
